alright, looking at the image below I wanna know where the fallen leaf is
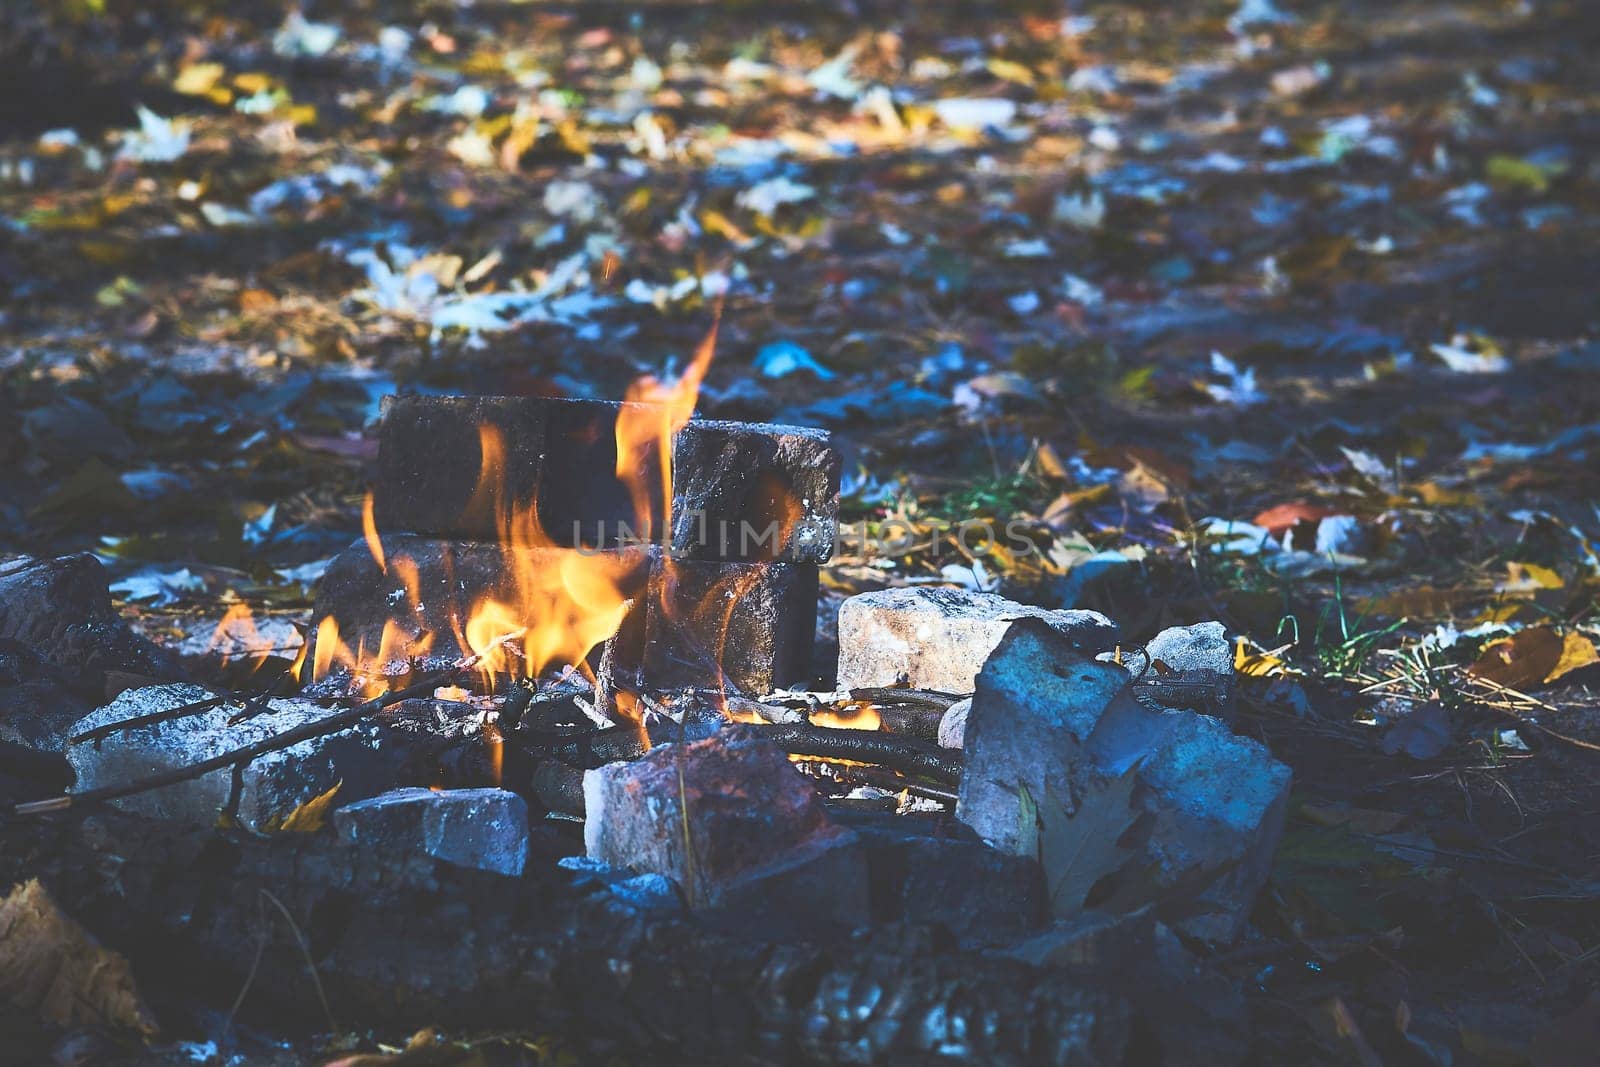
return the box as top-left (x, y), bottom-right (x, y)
top-left (0, 879), bottom-right (158, 1037)
top-left (271, 780), bottom-right (342, 832)
top-left (1025, 766), bottom-right (1142, 918)
top-left (1380, 703), bottom-right (1453, 760)
top-left (1469, 627), bottom-right (1565, 690)
top-left (1235, 640), bottom-right (1287, 677)
top-left (1501, 561), bottom-right (1563, 592)
top-left (1545, 631), bottom-right (1599, 684)
top-left (1251, 501), bottom-right (1337, 538)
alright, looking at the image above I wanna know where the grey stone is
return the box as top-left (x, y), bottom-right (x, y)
top-left (333, 787), bottom-right (529, 876)
top-left (835, 587), bottom-right (1118, 694)
top-left (66, 684), bottom-right (427, 830)
top-left (671, 419), bottom-right (839, 562)
top-left (956, 620), bottom-right (1290, 943)
top-left (956, 624), bottom-right (1132, 855)
top-left (1132, 709), bottom-right (1291, 942)
top-left (1137, 621), bottom-right (1235, 717)
top-left (0, 554), bottom-right (179, 686)
top-left (583, 726), bottom-right (867, 923)
top-left (937, 696), bottom-right (971, 749)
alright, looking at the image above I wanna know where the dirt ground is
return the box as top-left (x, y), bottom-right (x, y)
top-left (3, 0), bottom-right (1599, 1062)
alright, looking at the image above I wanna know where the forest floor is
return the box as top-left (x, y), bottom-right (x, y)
top-left (3, 0), bottom-right (1599, 1062)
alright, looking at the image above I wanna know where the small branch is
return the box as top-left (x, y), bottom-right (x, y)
top-left (70, 693), bottom-right (231, 745)
top-left (758, 725), bottom-right (962, 784)
top-left (790, 758), bottom-right (959, 804)
top-left (846, 687), bottom-right (964, 710)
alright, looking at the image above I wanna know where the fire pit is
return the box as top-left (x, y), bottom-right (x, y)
top-left (5, 372), bottom-right (1287, 1064)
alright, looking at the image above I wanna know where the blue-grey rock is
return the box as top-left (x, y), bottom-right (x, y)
top-left (957, 621), bottom-right (1290, 943)
top-left (333, 786), bottom-right (529, 876)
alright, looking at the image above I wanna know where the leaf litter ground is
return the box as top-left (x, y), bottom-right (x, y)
top-left (2, 0), bottom-right (1598, 1061)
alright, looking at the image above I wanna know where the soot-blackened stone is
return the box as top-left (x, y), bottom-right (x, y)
top-left (638, 557), bottom-right (818, 697)
top-left (374, 395), bottom-right (550, 541)
top-left (582, 727), bottom-right (867, 923)
top-left (372, 395), bottom-right (837, 559)
top-left (671, 419), bottom-right (840, 563)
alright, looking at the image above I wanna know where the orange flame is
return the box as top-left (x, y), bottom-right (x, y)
top-left (812, 703), bottom-right (884, 731)
top-left (317, 314), bottom-right (810, 738)
top-left (362, 491), bottom-right (385, 572)
top-left (615, 311), bottom-right (719, 544)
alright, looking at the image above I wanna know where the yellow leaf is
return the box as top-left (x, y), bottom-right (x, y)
top-left (622, 187), bottom-right (651, 215)
top-left (0, 880), bottom-right (158, 1037)
top-left (1413, 481), bottom-right (1480, 508)
top-left (1235, 641), bottom-right (1286, 678)
top-left (699, 207), bottom-right (749, 243)
top-left (271, 780), bottom-right (342, 832)
top-left (174, 61), bottom-right (224, 95)
top-left (233, 71), bottom-right (276, 94)
top-left (1545, 632), bottom-right (1599, 684)
top-left (1503, 561), bottom-right (1563, 591)
top-left (986, 58), bottom-right (1037, 86)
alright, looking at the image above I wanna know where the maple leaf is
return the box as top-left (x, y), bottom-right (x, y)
top-left (1020, 766), bottom-right (1143, 919)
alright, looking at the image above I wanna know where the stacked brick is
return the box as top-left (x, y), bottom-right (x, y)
top-left (313, 395), bottom-right (840, 699)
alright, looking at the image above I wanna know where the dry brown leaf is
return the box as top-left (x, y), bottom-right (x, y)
top-left (272, 780), bottom-right (343, 833)
top-left (1469, 627), bottom-right (1566, 691)
top-left (0, 879), bottom-right (158, 1037)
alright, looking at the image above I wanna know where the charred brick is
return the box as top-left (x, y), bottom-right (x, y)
top-left (639, 557), bottom-right (817, 696)
top-left (671, 419), bottom-right (839, 563)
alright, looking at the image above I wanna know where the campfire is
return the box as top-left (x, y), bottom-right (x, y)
top-left (1, 345), bottom-right (1288, 1063)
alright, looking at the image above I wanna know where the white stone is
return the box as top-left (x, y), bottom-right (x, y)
top-left (835, 587), bottom-right (1118, 694)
